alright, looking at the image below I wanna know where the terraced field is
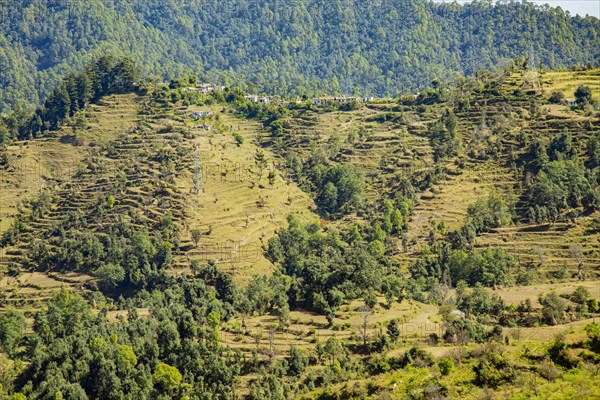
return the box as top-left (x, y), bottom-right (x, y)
top-left (0, 90), bottom-right (323, 313)
top-left (3, 70), bottom-right (598, 306)
top-left (542, 69), bottom-right (600, 103)
top-left (175, 104), bottom-right (316, 282)
top-left (266, 71), bottom-right (599, 279)
top-left (0, 70), bottom-right (599, 399)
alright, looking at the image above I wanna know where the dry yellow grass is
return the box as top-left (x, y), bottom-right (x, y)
top-left (408, 161), bottom-right (515, 245)
top-left (222, 297), bottom-right (440, 361)
top-left (0, 93), bottom-right (141, 235)
top-left (477, 216), bottom-right (600, 273)
top-left (173, 105), bottom-right (317, 283)
top-left (542, 69), bottom-right (600, 103)
top-left (0, 94), bottom-right (142, 309)
top-left (492, 279), bottom-right (600, 307)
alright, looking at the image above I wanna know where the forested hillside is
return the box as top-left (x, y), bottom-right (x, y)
top-left (0, 52), bottom-right (599, 398)
top-left (1, 0), bottom-right (599, 111)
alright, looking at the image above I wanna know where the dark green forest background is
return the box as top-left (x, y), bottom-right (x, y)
top-left (0, 0), bottom-right (599, 111)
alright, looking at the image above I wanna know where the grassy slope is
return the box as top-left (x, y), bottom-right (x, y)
top-left (542, 69), bottom-right (600, 103)
top-left (175, 104), bottom-right (316, 283)
top-left (270, 70), bottom-right (600, 275)
top-left (0, 90), bottom-right (319, 312)
top-left (0, 70), bottom-right (599, 397)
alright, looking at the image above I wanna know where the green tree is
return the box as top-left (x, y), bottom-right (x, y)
top-left (371, 222), bottom-right (387, 243)
top-left (587, 135), bottom-right (600, 168)
top-left (40, 289), bottom-right (92, 339)
top-left (316, 163), bottom-right (364, 214)
top-left (588, 298), bottom-right (599, 314)
top-left (191, 229), bottom-right (202, 247)
top-left (527, 139), bottom-right (549, 171)
top-left (390, 209), bottom-right (404, 233)
top-left (367, 240), bottom-right (385, 257)
top-left (115, 344), bottom-right (138, 373)
top-left (153, 362), bottom-right (182, 393)
top-left (324, 336), bottom-right (343, 365)
top-left (364, 292), bottom-right (378, 309)
top-left (548, 91), bottom-right (565, 104)
top-left (95, 263), bottom-right (125, 290)
top-left (320, 182), bottom-right (338, 213)
top-left (386, 319), bottom-right (400, 343)
top-left (569, 286), bottom-right (590, 305)
top-left (0, 310), bottom-right (26, 358)
top-left (585, 323), bottom-right (600, 353)
top-left (539, 291), bottom-right (567, 325)
top-left (44, 85), bottom-right (71, 129)
top-left (575, 85), bottom-right (593, 107)
top-left (288, 346), bottom-right (308, 375)
top-left (73, 72), bottom-right (92, 110)
top-left (254, 150), bottom-right (268, 180)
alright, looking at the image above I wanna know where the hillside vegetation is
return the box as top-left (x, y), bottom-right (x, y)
top-left (0, 58), bottom-right (599, 399)
top-left (1, 0), bottom-right (599, 111)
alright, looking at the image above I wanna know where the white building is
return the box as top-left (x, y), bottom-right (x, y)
top-left (191, 111), bottom-right (214, 119)
top-left (196, 83), bottom-right (215, 94)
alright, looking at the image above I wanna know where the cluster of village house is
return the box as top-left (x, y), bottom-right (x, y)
top-left (243, 95), bottom-right (376, 106)
top-left (185, 82), bottom-right (582, 131)
top-left (189, 81), bottom-right (383, 107)
top-left (189, 82), bottom-right (384, 123)
top-left (182, 82), bottom-right (226, 94)
top-left (188, 83), bottom-right (218, 128)
top-left (310, 96), bottom-right (375, 105)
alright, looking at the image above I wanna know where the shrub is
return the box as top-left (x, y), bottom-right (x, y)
top-left (233, 132), bottom-right (244, 146)
top-left (548, 91), bottom-right (565, 104)
top-left (547, 334), bottom-right (580, 368)
top-left (403, 347), bottom-right (434, 368)
top-left (473, 351), bottom-right (515, 388)
top-left (537, 360), bottom-right (561, 382)
top-left (584, 323), bottom-right (600, 353)
top-left (438, 357), bottom-right (455, 376)
top-left (443, 317), bottom-right (487, 344)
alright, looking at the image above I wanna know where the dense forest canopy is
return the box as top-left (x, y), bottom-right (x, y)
top-left (0, 0), bottom-right (599, 111)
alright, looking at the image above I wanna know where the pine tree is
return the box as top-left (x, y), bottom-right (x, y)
top-left (387, 319), bottom-right (400, 342)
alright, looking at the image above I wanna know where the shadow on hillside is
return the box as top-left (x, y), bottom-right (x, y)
top-left (517, 224), bottom-right (570, 232)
